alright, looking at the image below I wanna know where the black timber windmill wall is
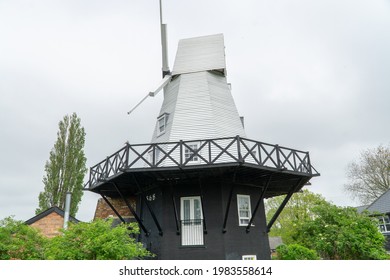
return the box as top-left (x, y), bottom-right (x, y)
top-left (86, 137), bottom-right (319, 259)
top-left (84, 21), bottom-right (320, 260)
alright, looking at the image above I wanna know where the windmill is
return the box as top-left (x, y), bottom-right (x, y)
top-left (86, 2), bottom-right (320, 260)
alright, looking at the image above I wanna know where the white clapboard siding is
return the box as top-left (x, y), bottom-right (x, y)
top-left (150, 76), bottom-right (181, 143)
top-left (149, 34), bottom-right (246, 166)
top-left (169, 71), bottom-right (219, 141)
top-left (172, 34), bottom-right (226, 76)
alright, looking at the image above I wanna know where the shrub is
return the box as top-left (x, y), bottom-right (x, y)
top-left (292, 205), bottom-right (389, 259)
top-left (0, 216), bottom-right (46, 260)
top-left (275, 244), bottom-right (319, 260)
top-left (44, 218), bottom-right (152, 260)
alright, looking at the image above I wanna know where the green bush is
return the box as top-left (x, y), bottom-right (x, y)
top-left (0, 216), bottom-right (46, 260)
top-left (44, 218), bottom-right (152, 260)
top-left (0, 216), bottom-right (152, 260)
top-left (292, 205), bottom-right (389, 260)
top-left (275, 244), bottom-right (320, 260)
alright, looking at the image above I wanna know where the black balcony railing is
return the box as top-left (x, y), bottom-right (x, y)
top-left (86, 136), bottom-right (319, 188)
top-left (180, 219), bottom-right (204, 246)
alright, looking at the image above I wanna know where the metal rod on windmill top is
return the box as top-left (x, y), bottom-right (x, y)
top-left (160, 0), bottom-right (170, 77)
top-left (127, 0), bottom-right (171, 115)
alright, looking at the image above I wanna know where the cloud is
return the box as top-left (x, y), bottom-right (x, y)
top-left (1, 0), bottom-right (389, 222)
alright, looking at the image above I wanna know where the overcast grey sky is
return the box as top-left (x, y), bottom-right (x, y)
top-left (1, 0), bottom-right (389, 222)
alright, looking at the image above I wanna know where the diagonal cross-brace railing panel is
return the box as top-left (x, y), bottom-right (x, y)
top-left (87, 136), bottom-right (319, 189)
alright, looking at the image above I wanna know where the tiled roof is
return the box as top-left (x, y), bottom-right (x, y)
top-left (365, 189), bottom-right (390, 215)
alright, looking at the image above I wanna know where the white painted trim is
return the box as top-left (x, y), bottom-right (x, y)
top-left (157, 113), bottom-right (169, 136)
top-left (237, 194), bottom-right (252, 226)
top-left (242, 255), bottom-right (257, 260)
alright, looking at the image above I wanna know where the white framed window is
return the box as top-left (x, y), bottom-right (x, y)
top-left (181, 196), bottom-right (204, 246)
top-left (242, 255), bottom-right (257, 260)
top-left (237, 195), bottom-right (252, 226)
top-left (157, 113), bottom-right (169, 136)
top-left (183, 142), bottom-right (200, 163)
top-left (378, 215), bottom-right (390, 233)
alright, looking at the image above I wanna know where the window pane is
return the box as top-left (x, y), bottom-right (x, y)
top-left (194, 199), bottom-right (202, 220)
top-left (158, 118), bottom-right (165, 133)
top-left (239, 197), bottom-right (249, 210)
top-left (240, 210), bottom-right (249, 218)
top-left (183, 200), bottom-right (190, 221)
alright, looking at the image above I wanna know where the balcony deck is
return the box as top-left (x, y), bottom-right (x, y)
top-left (85, 136), bottom-right (320, 198)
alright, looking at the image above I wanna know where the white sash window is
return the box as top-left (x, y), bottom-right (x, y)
top-left (237, 195), bottom-right (252, 226)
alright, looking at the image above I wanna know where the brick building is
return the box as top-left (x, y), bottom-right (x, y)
top-left (93, 197), bottom-right (136, 221)
top-left (25, 206), bottom-right (79, 238)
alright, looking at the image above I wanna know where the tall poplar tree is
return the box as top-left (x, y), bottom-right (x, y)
top-left (36, 113), bottom-right (87, 217)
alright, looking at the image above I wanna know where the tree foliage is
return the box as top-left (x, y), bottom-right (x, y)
top-left (0, 217), bottom-right (152, 260)
top-left (292, 204), bottom-right (388, 260)
top-left (275, 244), bottom-right (319, 260)
top-left (265, 189), bottom-right (330, 244)
top-left (44, 219), bottom-right (152, 260)
top-left (0, 217), bottom-right (46, 260)
top-left (37, 113), bottom-right (87, 217)
top-left (266, 189), bottom-right (389, 259)
top-left (344, 144), bottom-right (390, 204)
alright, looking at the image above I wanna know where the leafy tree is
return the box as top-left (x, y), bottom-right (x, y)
top-left (44, 219), bottom-right (152, 260)
top-left (0, 216), bottom-right (46, 260)
top-left (36, 113), bottom-right (87, 217)
top-left (292, 204), bottom-right (388, 260)
top-left (275, 244), bottom-right (319, 260)
top-left (265, 189), bottom-right (330, 244)
top-left (344, 144), bottom-right (390, 204)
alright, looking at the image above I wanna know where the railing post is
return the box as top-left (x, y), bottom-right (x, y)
top-left (208, 140), bottom-right (212, 164)
top-left (105, 156), bottom-right (109, 179)
top-left (180, 140), bottom-right (183, 167)
top-left (125, 142), bottom-right (130, 169)
top-left (306, 152), bottom-right (312, 174)
top-left (293, 151), bottom-right (297, 172)
top-left (152, 144), bottom-right (156, 167)
top-left (236, 135), bottom-right (243, 163)
top-left (88, 167), bottom-right (92, 189)
top-left (275, 144), bottom-right (281, 169)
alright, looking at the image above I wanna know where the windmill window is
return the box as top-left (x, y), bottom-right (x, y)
top-left (242, 255), bottom-right (257, 260)
top-left (237, 195), bottom-right (252, 226)
top-left (157, 113), bottom-right (169, 136)
top-left (184, 143), bottom-right (200, 163)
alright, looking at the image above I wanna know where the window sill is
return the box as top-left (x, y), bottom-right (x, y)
top-left (179, 245), bottom-right (206, 249)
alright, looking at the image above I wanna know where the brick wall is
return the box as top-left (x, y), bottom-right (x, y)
top-left (29, 212), bottom-right (64, 238)
top-left (94, 196), bottom-right (136, 220)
